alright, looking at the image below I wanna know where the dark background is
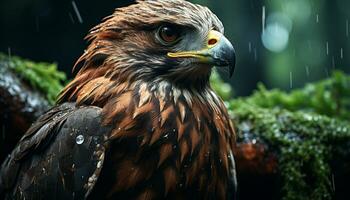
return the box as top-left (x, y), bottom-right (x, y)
top-left (0, 0), bottom-right (349, 96)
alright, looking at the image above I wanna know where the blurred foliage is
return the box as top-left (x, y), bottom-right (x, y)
top-left (211, 71), bottom-right (350, 199)
top-left (210, 70), bottom-right (234, 101)
top-left (233, 71), bottom-right (350, 121)
top-left (0, 53), bottom-right (66, 104)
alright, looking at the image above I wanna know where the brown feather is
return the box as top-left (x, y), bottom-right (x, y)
top-left (219, 134), bottom-right (229, 174)
top-left (111, 159), bottom-right (153, 193)
top-left (198, 135), bottom-right (209, 167)
top-left (177, 101), bottom-right (187, 123)
top-left (138, 84), bottom-right (152, 108)
top-left (133, 102), bottom-right (154, 119)
top-left (149, 128), bottom-right (163, 145)
top-left (137, 188), bottom-right (156, 200)
top-left (176, 118), bottom-right (187, 141)
top-left (186, 159), bottom-right (199, 186)
top-left (180, 138), bottom-right (189, 163)
top-left (158, 143), bottom-right (173, 168)
top-left (160, 105), bottom-right (175, 127)
top-left (103, 91), bottom-right (132, 125)
top-left (159, 98), bottom-right (167, 113)
top-left (163, 167), bottom-right (177, 196)
top-left (190, 126), bottom-right (200, 154)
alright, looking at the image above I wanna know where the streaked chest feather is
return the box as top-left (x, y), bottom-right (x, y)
top-left (75, 78), bottom-right (236, 199)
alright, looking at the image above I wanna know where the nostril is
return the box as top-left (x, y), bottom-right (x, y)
top-left (208, 38), bottom-right (218, 46)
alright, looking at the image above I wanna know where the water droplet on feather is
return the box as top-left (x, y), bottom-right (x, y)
top-left (76, 135), bottom-right (84, 144)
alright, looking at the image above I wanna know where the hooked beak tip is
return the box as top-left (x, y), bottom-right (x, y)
top-left (210, 35), bottom-right (236, 78)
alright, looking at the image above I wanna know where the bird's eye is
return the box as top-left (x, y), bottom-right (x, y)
top-left (158, 25), bottom-right (181, 45)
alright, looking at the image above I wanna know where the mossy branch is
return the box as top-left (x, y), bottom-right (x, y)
top-left (229, 102), bottom-right (350, 199)
top-left (0, 53), bottom-right (66, 104)
top-left (215, 71), bottom-right (350, 200)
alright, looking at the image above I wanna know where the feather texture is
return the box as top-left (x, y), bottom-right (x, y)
top-left (1, 0), bottom-right (237, 199)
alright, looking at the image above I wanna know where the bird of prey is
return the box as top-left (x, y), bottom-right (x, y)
top-left (0, 0), bottom-right (237, 199)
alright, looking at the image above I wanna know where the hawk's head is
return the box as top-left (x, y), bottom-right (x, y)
top-left (75, 0), bottom-right (235, 90)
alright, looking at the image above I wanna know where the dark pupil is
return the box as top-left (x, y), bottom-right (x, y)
top-left (162, 26), bottom-right (177, 41)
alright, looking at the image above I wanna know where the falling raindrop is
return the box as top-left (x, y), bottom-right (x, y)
top-left (7, 47), bottom-right (11, 59)
top-left (262, 6), bottom-right (266, 33)
top-left (248, 42), bottom-right (252, 53)
top-left (254, 48), bottom-right (258, 61)
top-left (316, 14), bottom-right (319, 23)
top-left (340, 48), bottom-right (343, 59)
top-left (305, 65), bottom-right (310, 77)
top-left (71, 1), bottom-right (83, 24)
top-left (331, 174), bottom-right (336, 192)
top-left (289, 71), bottom-right (293, 89)
top-left (76, 135), bottom-right (84, 144)
top-left (346, 19), bottom-right (349, 37)
top-left (326, 42), bottom-right (329, 55)
top-left (68, 12), bottom-right (75, 24)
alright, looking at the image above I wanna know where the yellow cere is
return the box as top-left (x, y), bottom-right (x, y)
top-left (167, 30), bottom-right (222, 62)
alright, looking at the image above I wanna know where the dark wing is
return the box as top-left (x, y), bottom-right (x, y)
top-left (0, 103), bottom-right (112, 200)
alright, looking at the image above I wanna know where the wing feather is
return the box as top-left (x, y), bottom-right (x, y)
top-left (0, 103), bottom-right (112, 199)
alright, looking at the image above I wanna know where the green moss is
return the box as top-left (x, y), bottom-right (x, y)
top-left (0, 53), bottom-right (66, 104)
top-left (223, 71), bottom-right (350, 199)
top-left (230, 102), bottom-right (350, 199)
top-left (234, 71), bottom-right (350, 121)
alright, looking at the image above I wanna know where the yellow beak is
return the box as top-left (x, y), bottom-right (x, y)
top-left (167, 30), bottom-right (236, 77)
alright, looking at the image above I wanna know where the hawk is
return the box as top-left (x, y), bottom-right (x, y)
top-left (0, 0), bottom-right (237, 199)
